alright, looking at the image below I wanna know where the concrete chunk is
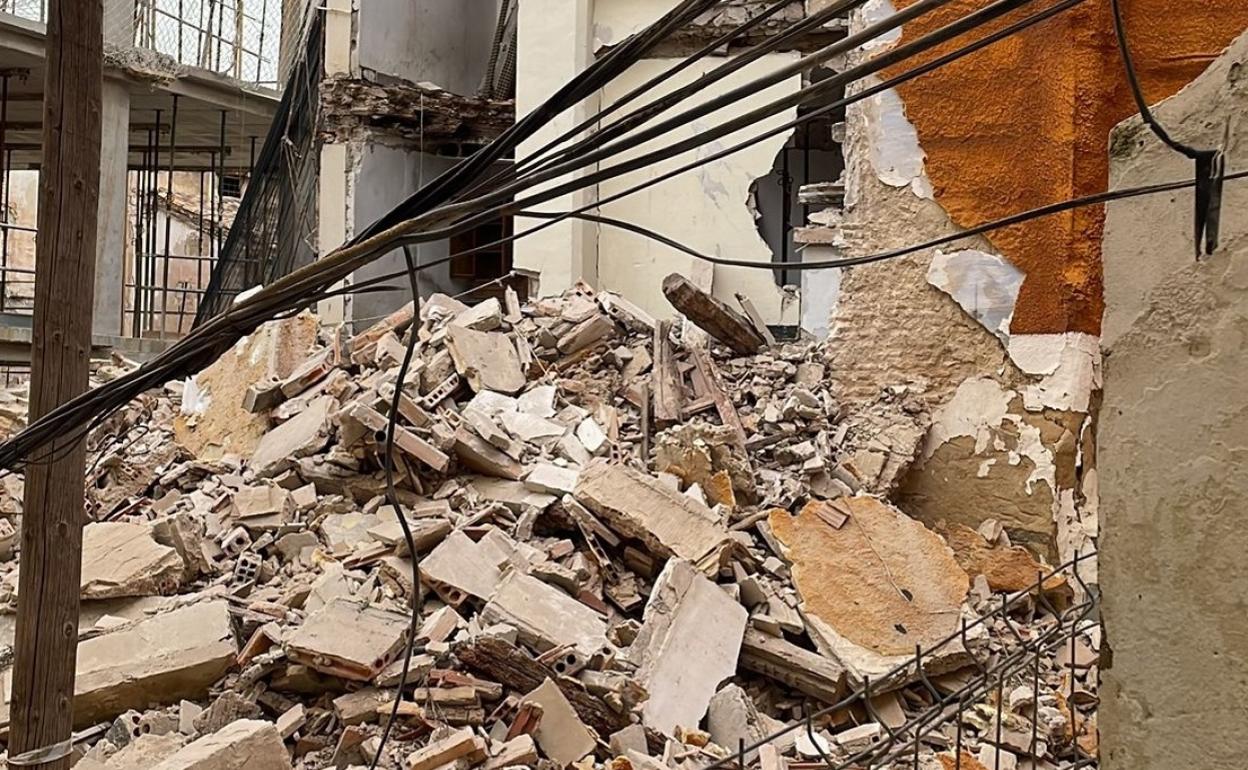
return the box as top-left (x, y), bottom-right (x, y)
top-left (630, 559), bottom-right (747, 735)
top-left (249, 395), bottom-right (334, 478)
top-left (420, 529), bottom-right (503, 604)
top-left (523, 678), bottom-right (595, 766)
top-left (80, 521), bottom-right (185, 599)
top-left (523, 464), bottom-right (580, 496)
top-left (150, 719), bottom-right (291, 770)
top-left (285, 598), bottom-right (410, 681)
top-left (0, 600), bottom-right (238, 729)
top-left (575, 461), bottom-right (732, 571)
top-left (481, 570), bottom-right (608, 655)
top-left (446, 326), bottom-right (526, 394)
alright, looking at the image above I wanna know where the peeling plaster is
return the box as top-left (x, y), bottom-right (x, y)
top-left (1007, 332), bottom-right (1102, 412)
top-left (924, 377), bottom-right (1013, 459)
top-left (926, 249), bottom-right (1024, 343)
top-left (923, 376), bottom-right (1056, 497)
top-left (858, 82), bottom-right (933, 199)
top-left (860, 0), bottom-right (904, 50)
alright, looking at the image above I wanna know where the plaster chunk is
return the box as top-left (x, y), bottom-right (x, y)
top-left (769, 498), bottom-right (969, 680)
top-left (149, 719), bottom-right (291, 770)
top-left (630, 559), bottom-right (748, 735)
top-left (80, 521), bottom-right (185, 599)
top-left (927, 249), bottom-right (1024, 343)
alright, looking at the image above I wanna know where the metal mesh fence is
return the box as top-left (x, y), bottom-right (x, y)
top-left (136, 0), bottom-right (283, 87)
top-left (193, 7), bottom-right (320, 324)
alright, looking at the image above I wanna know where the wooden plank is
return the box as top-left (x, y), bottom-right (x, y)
top-left (662, 274), bottom-right (765, 355)
top-left (735, 292), bottom-right (777, 346)
top-left (689, 345), bottom-right (747, 448)
top-left (739, 627), bottom-right (848, 704)
top-left (651, 320), bottom-right (683, 423)
top-left (9, 2), bottom-right (102, 766)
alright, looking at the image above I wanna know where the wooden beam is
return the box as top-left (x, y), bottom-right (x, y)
top-left (9, 2), bottom-right (101, 768)
top-left (661, 274), bottom-right (765, 355)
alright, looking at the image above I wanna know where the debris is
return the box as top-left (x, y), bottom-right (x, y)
top-left (0, 277), bottom-right (1096, 770)
top-left (629, 559), bottom-right (747, 734)
top-left (662, 273), bottom-right (765, 355)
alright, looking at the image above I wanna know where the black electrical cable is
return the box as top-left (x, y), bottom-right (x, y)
top-left (461, 0), bottom-right (807, 200)
top-left (379, 0), bottom-right (1088, 266)
top-left (370, 245), bottom-right (426, 769)
top-left (471, 0), bottom-right (867, 198)
top-left (1109, 0), bottom-right (1224, 255)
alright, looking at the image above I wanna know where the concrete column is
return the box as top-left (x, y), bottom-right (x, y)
top-left (315, 0), bottom-right (354, 326)
top-left (513, 0), bottom-right (598, 296)
top-left (93, 0), bottom-right (134, 336)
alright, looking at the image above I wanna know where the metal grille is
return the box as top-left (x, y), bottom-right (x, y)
top-left (135, 0), bottom-right (283, 88)
top-left (193, 7), bottom-right (320, 325)
top-left (0, 0), bottom-right (44, 22)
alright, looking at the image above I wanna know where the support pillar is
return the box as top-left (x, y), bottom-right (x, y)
top-left (513, 0), bottom-right (598, 296)
top-left (93, 78), bottom-right (129, 337)
top-left (94, 0), bottom-right (134, 337)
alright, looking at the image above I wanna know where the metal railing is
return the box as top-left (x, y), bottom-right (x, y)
top-left (0, 0), bottom-right (282, 88)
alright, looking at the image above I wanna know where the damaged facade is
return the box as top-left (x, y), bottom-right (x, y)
top-left (0, 0), bottom-right (1246, 769)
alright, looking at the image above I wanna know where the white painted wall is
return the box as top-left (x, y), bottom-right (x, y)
top-left (597, 54), bottom-right (802, 324)
top-left (514, 0), bottom-right (807, 325)
top-left (513, 0), bottom-right (599, 295)
top-left (357, 0), bottom-right (504, 94)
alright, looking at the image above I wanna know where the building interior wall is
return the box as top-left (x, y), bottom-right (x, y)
top-left (356, 0), bottom-right (504, 94)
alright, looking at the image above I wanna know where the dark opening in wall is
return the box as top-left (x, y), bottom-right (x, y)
top-left (220, 175), bottom-right (244, 199)
top-left (449, 216), bottom-right (515, 299)
top-left (750, 66), bottom-right (845, 287)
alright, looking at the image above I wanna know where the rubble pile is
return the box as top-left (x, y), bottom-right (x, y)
top-left (0, 278), bottom-right (1098, 770)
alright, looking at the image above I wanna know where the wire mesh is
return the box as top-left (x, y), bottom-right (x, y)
top-left (0, 0), bottom-right (43, 23)
top-left (708, 553), bottom-right (1100, 770)
top-left (192, 7), bottom-right (320, 325)
top-left (134, 0), bottom-right (283, 87)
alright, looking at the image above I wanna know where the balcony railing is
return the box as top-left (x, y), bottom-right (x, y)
top-left (0, 0), bottom-right (282, 89)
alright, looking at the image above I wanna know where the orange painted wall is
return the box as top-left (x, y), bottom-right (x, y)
top-left (887, 0), bottom-right (1248, 335)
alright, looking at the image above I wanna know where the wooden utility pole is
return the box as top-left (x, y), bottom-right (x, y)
top-left (9, 1), bottom-right (102, 766)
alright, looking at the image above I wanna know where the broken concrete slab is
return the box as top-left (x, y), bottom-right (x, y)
top-left (481, 570), bottom-right (608, 656)
top-left (284, 598), bottom-right (410, 681)
top-left (523, 464), bottom-right (580, 496)
top-left (630, 559), bottom-right (747, 735)
top-left (0, 600), bottom-right (239, 729)
top-left (769, 497), bottom-right (970, 682)
top-left (419, 529), bottom-right (504, 604)
top-left (80, 521), bottom-right (185, 600)
top-left (149, 719), bottom-right (292, 770)
top-left (523, 678), bottom-right (596, 766)
top-left (575, 461), bottom-right (732, 571)
top-left (446, 326), bottom-right (526, 394)
top-left (249, 395), bottom-right (334, 478)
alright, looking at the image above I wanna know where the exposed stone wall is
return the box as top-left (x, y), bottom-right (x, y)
top-left (1099, 30), bottom-right (1248, 770)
